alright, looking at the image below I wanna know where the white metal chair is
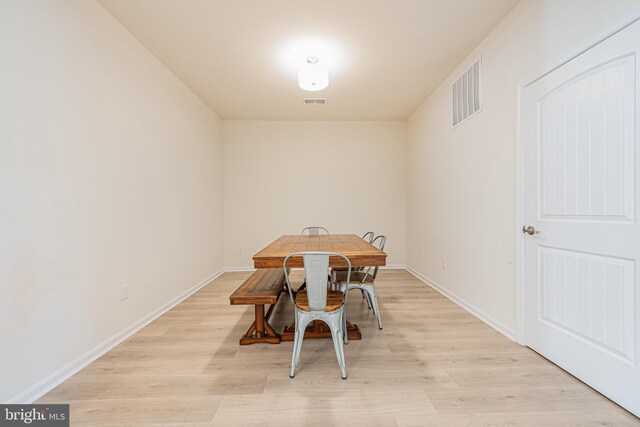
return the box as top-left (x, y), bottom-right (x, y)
top-left (361, 231), bottom-right (375, 244)
top-left (355, 232), bottom-right (374, 273)
top-left (335, 235), bottom-right (386, 330)
top-left (332, 231), bottom-right (375, 302)
top-left (301, 226), bottom-right (329, 235)
top-left (284, 251), bottom-right (351, 379)
top-left (333, 232), bottom-right (374, 274)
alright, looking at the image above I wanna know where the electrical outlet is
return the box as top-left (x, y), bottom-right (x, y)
top-left (237, 247), bottom-right (243, 254)
top-left (121, 284), bottom-right (129, 301)
top-left (441, 258), bottom-right (448, 269)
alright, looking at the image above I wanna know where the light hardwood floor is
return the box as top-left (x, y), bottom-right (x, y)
top-left (39, 270), bottom-right (639, 426)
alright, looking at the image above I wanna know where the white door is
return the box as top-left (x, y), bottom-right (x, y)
top-left (523, 20), bottom-right (640, 416)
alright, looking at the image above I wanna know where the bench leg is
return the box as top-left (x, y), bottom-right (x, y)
top-left (255, 304), bottom-right (265, 338)
top-left (239, 304), bottom-right (281, 345)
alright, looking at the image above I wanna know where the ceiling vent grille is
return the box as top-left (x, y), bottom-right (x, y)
top-left (452, 57), bottom-right (481, 127)
top-left (304, 98), bottom-right (326, 105)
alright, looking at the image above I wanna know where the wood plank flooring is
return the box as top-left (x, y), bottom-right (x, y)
top-left (39, 270), bottom-right (639, 426)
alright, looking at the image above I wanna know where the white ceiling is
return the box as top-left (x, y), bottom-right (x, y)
top-left (98, 0), bottom-right (519, 120)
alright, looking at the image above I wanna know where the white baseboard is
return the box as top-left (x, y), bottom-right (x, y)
top-left (405, 265), bottom-right (517, 341)
top-left (7, 268), bottom-right (225, 404)
top-left (379, 264), bottom-right (406, 270)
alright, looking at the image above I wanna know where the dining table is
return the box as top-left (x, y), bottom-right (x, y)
top-left (253, 233), bottom-right (387, 341)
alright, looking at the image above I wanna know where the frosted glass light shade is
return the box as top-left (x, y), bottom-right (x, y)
top-left (298, 64), bottom-right (329, 91)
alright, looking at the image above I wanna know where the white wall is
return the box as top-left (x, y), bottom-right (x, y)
top-left (406, 0), bottom-right (640, 337)
top-left (0, 0), bottom-right (224, 402)
top-left (223, 121), bottom-right (406, 268)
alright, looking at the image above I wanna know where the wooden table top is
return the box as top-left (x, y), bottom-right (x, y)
top-left (253, 234), bottom-right (387, 268)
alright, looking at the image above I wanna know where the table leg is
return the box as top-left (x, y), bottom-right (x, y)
top-left (239, 304), bottom-right (281, 345)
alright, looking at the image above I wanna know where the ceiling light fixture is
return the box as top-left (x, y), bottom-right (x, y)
top-left (298, 56), bottom-right (329, 91)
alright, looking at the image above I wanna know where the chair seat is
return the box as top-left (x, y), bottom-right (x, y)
top-left (334, 271), bottom-right (375, 285)
top-left (295, 290), bottom-right (344, 312)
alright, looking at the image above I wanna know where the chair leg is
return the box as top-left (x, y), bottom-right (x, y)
top-left (367, 285), bottom-right (383, 330)
top-left (294, 325), bottom-right (305, 366)
top-left (290, 314), bottom-right (310, 378)
top-left (342, 309), bottom-right (348, 345)
top-left (327, 313), bottom-right (347, 379)
top-left (336, 329), bottom-right (347, 380)
top-left (361, 289), bottom-right (371, 309)
top-left (290, 327), bottom-right (301, 377)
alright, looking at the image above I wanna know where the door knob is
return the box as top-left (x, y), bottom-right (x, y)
top-left (522, 225), bottom-right (539, 235)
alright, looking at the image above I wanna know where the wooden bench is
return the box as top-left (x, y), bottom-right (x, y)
top-left (229, 268), bottom-right (288, 345)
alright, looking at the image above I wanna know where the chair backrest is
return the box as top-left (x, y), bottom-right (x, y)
top-left (284, 252), bottom-right (351, 312)
top-left (301, 226), bottom-right (329, 236)
top-left (362, 235), bottom-right (386, 282)
top-left (362, 231), bottom-right (375, 243)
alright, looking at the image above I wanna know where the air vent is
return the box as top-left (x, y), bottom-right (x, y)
top-left (452, 57), bottom-right (481, 127)
top-left (304, 98), bottom-right (326, 105)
